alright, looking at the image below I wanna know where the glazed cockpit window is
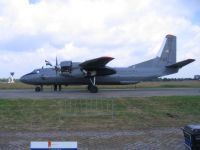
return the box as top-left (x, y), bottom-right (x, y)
top-left (24, 69), bottom-right (40, 76)
top-left (32, 69), bottom-right (40, 74)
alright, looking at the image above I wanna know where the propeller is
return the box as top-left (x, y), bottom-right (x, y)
top-left (55, 57), bottom-right (60, 75)
top-left (45, 57), bottom-right (60, 75)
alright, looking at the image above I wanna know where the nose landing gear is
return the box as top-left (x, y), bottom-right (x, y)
top-left (35, 87), bottom-right (41, 92)
top-left (35, 85), bottom-right (43, 92)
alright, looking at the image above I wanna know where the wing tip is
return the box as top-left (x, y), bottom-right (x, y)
top-left (100, 56), bottom-right (115, 60)
top-left (190, 58), bottom-right (195, 62)
top-left (186, 58), bottom-right (195, 63)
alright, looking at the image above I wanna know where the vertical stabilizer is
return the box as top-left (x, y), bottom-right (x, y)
top-left (130, 34), bottom-right (177, 68)
top-left (159, 34), bottom-right (176, 65)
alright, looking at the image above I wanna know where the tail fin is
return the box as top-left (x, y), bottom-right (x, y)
top-left (159, 34), bottom-right (176, 65)
top-left (130, 34), bottom-right (195, 72)
top-left (130, 35), bottom-right (177, 68)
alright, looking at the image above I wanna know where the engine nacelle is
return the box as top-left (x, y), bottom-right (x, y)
top-left (60, 61), bottom-right (72, 73)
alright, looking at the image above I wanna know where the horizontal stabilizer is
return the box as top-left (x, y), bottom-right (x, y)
top-left (166, 59), bottom-right (195, 68)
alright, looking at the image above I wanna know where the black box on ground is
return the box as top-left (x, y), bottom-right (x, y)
top-left (182, 125), bottom-right (200, 150)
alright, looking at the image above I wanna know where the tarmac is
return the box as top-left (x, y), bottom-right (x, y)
top-left (0, 128), bottom-right (184, 150)
top-left (0, 88), bottom-right (199, 99)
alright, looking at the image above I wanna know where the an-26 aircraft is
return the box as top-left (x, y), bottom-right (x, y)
top-left (20, 35), bottom-right (195, 93)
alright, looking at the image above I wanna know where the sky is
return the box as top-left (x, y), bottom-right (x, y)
top-left (0, 0), bottom-right (199, 78)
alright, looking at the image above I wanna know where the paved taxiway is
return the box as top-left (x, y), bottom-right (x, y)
top-left (0, 88), bottom-right (199, 99)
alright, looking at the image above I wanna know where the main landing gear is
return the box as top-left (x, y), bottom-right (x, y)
top-left (53, 84), bottom-right (62, 92)
top-left (88, 77), bottom-right (98, 93)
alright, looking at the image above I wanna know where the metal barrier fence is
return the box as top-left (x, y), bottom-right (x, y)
top-left (60, 99), bottom-right (114, 117)
top-left (0, 99), bottom-right (115, 130)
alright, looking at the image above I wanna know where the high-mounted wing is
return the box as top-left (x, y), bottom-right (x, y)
top-left (80, 57), bottom-right (116, 76)
top-left (80, 57), bottom-right (114, 69)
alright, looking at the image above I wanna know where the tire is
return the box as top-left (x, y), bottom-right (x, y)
top-left (54, 85), bottom-right (58, 91)
top-left (88, 85), bottom-right (98, 93)
top-left (35, 87), bottom-right (41, 92)
top-left (87, 84), bottom-right (92, 91)
top-left (59, 85), bottom-right (62, 91)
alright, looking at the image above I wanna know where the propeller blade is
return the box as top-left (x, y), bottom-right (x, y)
top-left (55, 56), bottom-right (59, 76)
top-left (56, 57), bottom-right (58, 67)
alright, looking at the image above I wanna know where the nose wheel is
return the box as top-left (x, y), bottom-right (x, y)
top-left (88, 77), bottom-right (98, 93)
top-left (35, 87), bottom-right (41, 92)
top-left (35, 85), bottom-right (43, 92)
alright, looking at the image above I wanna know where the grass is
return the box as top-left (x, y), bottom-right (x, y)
top-left (0, 96), bottom-right (200, 131)
top-left (0, 80), bottom-right (200, 90)
top-left (0, 82), bottom-right (34, 89)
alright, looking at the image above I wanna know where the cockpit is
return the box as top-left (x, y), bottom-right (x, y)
top-left (32, 69), bottom-right (40, 74)
top-left (25, 69), bottom-right (41, 76)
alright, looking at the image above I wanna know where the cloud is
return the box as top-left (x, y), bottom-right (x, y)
top-left (0, 0), bottom-right (199, 78)
top-left (29, 0), bottom-right (40, 4)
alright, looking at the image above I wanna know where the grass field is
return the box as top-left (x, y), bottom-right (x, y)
top-left (0, 96), bottom-right (200, 131)
top-left (0, 80), bottom-right (200, 90)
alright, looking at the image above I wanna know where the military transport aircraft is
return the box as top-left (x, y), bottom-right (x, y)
top-left (20, 35), bottom-right (195, 93)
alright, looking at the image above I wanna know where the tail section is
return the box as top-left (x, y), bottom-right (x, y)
top-left (166, 59), bottom-right (195, 69)
top-left (131, 34), bottom-right (194, 71)
top-left (159, 35), bottom-right (195, 71)
top-left (132, 34), bottom-right (177, 68)
top-left (159, 34), bottom-right (176, 66)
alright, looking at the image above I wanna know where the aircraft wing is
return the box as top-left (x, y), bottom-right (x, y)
top-left (166, 59), bottom-right (195, 68)
top-left (80, 57), bottom-right (116, 76)
top-left (80, 56), bottom-right (114, 68)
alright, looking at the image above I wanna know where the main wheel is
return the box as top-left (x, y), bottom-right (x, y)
top-left (87, 84), bottom-right (92, 90)
top-left (88, 85), bottom-right (98, 93)
top-left (59, 85), bottom-right (62, 91)
top-left (35, 87), bottom-right (41, 92)
top-left (54, 85), bottom-right (58, 91)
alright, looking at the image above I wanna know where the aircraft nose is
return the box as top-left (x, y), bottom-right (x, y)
top-left (20, 75), bottom-right (28, 83)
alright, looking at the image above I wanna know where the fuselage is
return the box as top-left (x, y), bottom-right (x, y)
top-left (20, 61), bottom-right (178, 86)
